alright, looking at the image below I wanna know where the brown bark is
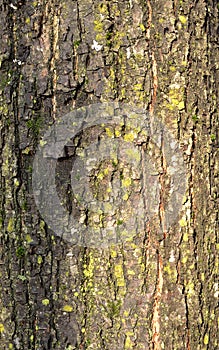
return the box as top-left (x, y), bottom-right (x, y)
top-left (0, 0), bottom-right (218, 349)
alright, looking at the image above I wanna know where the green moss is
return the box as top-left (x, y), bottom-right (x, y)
top-left (73, 40), bottom-right (81, 48)
top-left (26, 115), bottom-right (44, 136)
top-left (16, 245), bottom-right (26, 258)
top-left (192, 115), bottom-right (199, 122)
top-left (18, 275), bottom-right (27, 281)
top-left (106, 299), bottom-right (122, 318)
top-left (0, 73), bottom-right (10, 91)
top-left (210, 134), bottom-right (216, 141)
top-left (117, 219), bottom-right (123, 226)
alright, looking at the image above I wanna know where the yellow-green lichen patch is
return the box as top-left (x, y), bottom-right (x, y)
top-left (133, 83), bottom-right (143, 91)
top-left (179, 217), bottom-right (187, 227)
top-left (93, 4), bottom-right (110, 44)
top-left (179, 15), bottom-right (187, 25)
top-left (121, 195), bottom-right (128, 206)
top-left (124, 334), bottom-right (134, 349)
top-left (139, 23), bottom-right (146, 32)
top-left (123, 132), bottom-right (135, 142)
top-left (163, 262), bottom-right (177, 282)
top-left (0, 323), bottom-right (4, 333)
top-left (94, 20), bottom-right (104, 33)
top-left (109, 245), bottom-right (118, 258)
top-left (114, 263), bottom-right (125, 287)
top-left (181, 255), bottom-right (188, 264)
top-left (81, 327), bottom-right (85, 333)
top-left (185, 281), bottom-right (195, 297)
top-left (42, 299), bottom-right (50, 306)
top-left (62, 305), bottom-right (73, 312)
top-left (169, 66), bottom-right (176, 72)
top-left (25, 234), bottom-right (33, 244)
top-left (82, 252), bottom-right (95, 293)
top-left (121, 177), bottom-right (132, 188)
top-left (37, 255), bottom-right (43, 264)
top-left (127, 269), bottom-right (135, 276)
top-left (39, 220), bottom-right (45, 230)
top-left (183, 232), bottom-right (189, 242)
top-left (203, 333), bottom-right (209, 345)
top-left (98, 3), bottom-right (108, 14)
top-left (7, 217), bottom-right (15, 233)
top-left (114, 125), bottom-right (123, 137)
top-left (105, 126), bottom-right (114, 138)
top-left (166, 86), bottom-right (185, 111)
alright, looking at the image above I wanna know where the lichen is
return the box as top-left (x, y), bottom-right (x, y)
top-left (62, 305), bottom-right (73, 312)
top-left (114, 263), bottom-right (125, 287)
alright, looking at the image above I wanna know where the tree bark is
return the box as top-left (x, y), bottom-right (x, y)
top-left (0, 0), bottom-right (218, 349)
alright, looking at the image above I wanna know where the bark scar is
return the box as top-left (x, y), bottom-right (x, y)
top-left (151, 251), bottom-right (163, 350)
top-left (149, 51), bottom-right (158, 116)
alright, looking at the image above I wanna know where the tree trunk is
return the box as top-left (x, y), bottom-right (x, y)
top-left (0, 0), bottom-right (218, 349)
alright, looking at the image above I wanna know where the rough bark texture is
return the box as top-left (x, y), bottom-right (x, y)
top-left (0, 0), bottom-right (218, 349)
